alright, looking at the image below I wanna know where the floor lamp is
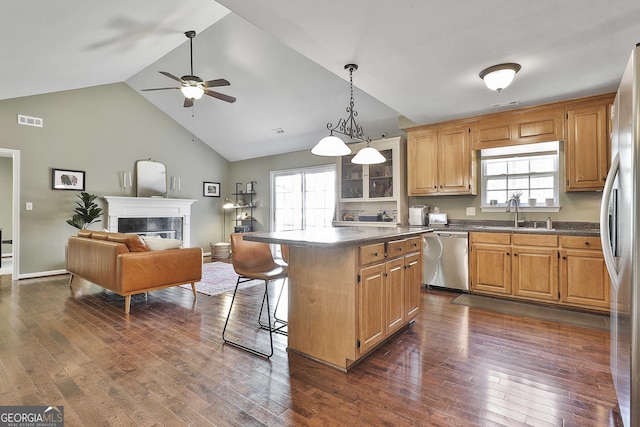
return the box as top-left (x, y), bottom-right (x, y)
top-left (222, 198), bottom-right (235, 242)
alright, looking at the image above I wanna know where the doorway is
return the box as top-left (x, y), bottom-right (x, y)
top-left (0, 148), bottom-right (20, 280)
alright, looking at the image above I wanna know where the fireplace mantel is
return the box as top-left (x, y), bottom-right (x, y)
top-left (103, 196), bottom-right (197, 247)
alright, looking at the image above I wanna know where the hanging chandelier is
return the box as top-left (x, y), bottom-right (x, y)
top-left (311, 64), bottom-right (385, 164)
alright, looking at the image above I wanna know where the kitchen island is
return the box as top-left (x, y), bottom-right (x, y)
top-left (244, 226), bottom-right (430, 371)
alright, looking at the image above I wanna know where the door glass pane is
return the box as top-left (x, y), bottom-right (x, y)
top-left (368, 149), bottom-right (393, 198)
top-left (341, 155), bottom-right (363, 198)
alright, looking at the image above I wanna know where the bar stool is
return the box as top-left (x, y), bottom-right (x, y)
top-left (272, 244), bottom-right (289, 328)
top-left (222, 233), bottom-right (288, 358)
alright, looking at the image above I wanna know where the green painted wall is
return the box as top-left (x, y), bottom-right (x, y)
top-left (0, 83), bottom-right (230, 275)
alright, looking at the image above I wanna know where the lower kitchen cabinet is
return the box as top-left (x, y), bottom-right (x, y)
top-left (358, 263), bottom-right (386, 354)
top-left (511, 246), bottom-right (558, 302)
top-left (470, 232), bottom-right (608, 312)
top-left (559, 236), bottom-right (610, 312)
top-left (358, 237), bottom-right (422, 355)
top-left (470, 233), bottom-right (512, 295)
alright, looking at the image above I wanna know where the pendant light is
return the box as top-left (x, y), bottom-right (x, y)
top-left (311, 64), bottom-right (384, 164)
top-left (479, 63), bottom-right (521, 92)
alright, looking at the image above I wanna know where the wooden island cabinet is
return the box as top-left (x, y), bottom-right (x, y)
top-left (470, 231), bottom-right (609, 312)
top-left (244, 227), bottom-right (426, 371)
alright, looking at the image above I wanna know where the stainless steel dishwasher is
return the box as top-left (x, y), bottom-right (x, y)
top-left (423, 231), bottom-right (469, 291)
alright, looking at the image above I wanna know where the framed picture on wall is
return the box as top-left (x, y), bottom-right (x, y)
top-left (203, 182), bottom-right (220, 197)
top-left (52, 168), bottom-right (85, 191)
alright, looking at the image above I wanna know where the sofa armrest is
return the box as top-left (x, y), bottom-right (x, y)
top-left (66, 236), bottom-right (127, 290)
top-left (117, 247), bottom-right (203, 294)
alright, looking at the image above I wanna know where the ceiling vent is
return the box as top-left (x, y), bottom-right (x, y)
top-left (490, 100), bottom-right (520, 109)
top-left (17, 114), bottom-right (43, 128)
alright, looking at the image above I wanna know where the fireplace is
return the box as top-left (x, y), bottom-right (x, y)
top-left (103, 196), bottom-right (197, 247)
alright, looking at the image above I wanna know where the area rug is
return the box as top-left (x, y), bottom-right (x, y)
top-left (180, 262), bottom-right (261, 296)
top-left (451, 293), bottom-right (609, 331)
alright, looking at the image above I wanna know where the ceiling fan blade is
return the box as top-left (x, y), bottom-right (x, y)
top-left (183, 98), bottom-right (194, 108)
top-left (159, 71), bottom-right (184, 83)
top-left (203, 78), bottom-right (230, 88)
top-left (141, 87), bottom-right (180, 91)
top-left (204, 89), bottom-right (236, 103)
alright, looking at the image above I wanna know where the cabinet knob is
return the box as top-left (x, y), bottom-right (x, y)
top-left (506, 252), bottom-right (510, 256)
top-left (373, 252), bottom-right (378, 257)
top-left (563, 256), bottom-right (567, 259)
top-left (514, 253), bottom-right (518, 257)
top-left (584, 241), bottom-right (590, 246)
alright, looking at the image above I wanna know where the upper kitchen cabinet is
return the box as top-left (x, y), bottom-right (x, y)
top-left (407, 123), bottom-right (477, 196)
top-left (564, 94), bottom-right (614, 192)
top-left (472, 104), bottom-right (564, 150)
top-left (335, 136), bottom-right (408, 226)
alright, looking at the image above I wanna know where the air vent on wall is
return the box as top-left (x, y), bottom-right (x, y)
top-left (490, 100), bottom-right (520, 109)
top-left (17, 114), bottom-right (43, 128)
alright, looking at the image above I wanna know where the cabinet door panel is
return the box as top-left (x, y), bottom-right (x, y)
top-left (566, 104), bottom-right (608, 191)
top-left (386, 258), bottom-right (405, 335)
top-left (471, 244), bottom-right (511, 295)
top-left (404, 252), bottom-right (422, 320)
top-left (358, 264), bottom-right (386, 354)
top-left (560, 249), bottom-right (609, 310)
top-left (512, 247), bottom-right (558, 301)
top-left (438, 126), bottom-right (470, 193)
top-left (408, 130), bottom-right (438, 195)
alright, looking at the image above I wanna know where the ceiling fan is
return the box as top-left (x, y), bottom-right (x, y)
top-left (142, 30), bottom-right (236, 107)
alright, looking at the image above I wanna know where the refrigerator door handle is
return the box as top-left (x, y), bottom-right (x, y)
top-left (600, 152), bottom-right (620, 281)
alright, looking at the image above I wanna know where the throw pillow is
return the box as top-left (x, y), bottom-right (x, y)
top-left (107, 233), bottom-right (150, 252)
top-left (141, 236), bottom-right (183, 251)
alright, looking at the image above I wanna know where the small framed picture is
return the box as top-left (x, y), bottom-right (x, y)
top-left (203, 182), bottom-right (220, 197)
top-left (52, 168), bottom-right (85, 191)
top-left (246, 182), bottom-right (254, 193)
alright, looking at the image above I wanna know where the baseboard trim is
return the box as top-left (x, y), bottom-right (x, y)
top-left (18, 269), bottom-right (68, 280)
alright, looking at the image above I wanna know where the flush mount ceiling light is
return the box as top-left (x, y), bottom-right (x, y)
top-left (311, 64), bottom-right (385, 164)
top-left (479, 63), bottom-right (521, 92)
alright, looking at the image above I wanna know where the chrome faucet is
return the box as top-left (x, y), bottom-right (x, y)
top-left (506, 198), bottom-right (520, 227)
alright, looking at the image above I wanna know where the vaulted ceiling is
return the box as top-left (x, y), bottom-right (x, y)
top-left (4, 1), bottom-right (640, 161)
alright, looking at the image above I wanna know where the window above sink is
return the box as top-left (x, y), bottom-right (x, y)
top-left (480, 141), bottom-right (560, 213)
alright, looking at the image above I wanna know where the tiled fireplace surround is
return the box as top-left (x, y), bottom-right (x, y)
top-left (103, 196), bottom-right (197, 247)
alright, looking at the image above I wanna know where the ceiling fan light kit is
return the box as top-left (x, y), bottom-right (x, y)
top-left (141, 30), bottom-right (236, 106)
top-left (311, 63), bottom-right (385, 165)
top-left (479, 63), bottom-right (521, 92)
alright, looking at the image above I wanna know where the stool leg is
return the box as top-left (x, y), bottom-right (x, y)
top-left (273, 278), bottom-right (288, 325)
top-left (223, 277), bottom-right (274, 358)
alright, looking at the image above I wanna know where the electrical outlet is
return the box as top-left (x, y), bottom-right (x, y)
top-left (466, 207), bottom-right (476, 216)
top-left (26, 202), bottom-right (33, 211)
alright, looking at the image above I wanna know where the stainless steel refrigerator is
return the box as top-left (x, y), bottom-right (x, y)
top-left (600, 42), bottom-right (640, 427)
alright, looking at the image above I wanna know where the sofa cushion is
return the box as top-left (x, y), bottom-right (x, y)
top-left (90, 231), bottom-right (110, 240)
top-left (141, 236), bottom-right (183, 251)
top-left (77, 230), bottom-right (93, 238)
top-left (107, 233), bottom-right (150, 252)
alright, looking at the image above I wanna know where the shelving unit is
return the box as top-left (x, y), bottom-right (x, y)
top-left (334, 137), bottom-right (408, 227)
top-left (231, 181), bottom-right (256, 232)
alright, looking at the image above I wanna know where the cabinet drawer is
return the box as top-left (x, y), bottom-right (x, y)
top-left (512, 233), bottom-right (558, 247)
top-left (360, 243), bottom-right (385, 265)
top-left (470, 232), bottom-right (511, 245)
top-left (559, 236), bottom-right (602, 250)
top-left (386, 240), bottom-right (406, 258)
top-left (405, 237), bottom-right (422, 253)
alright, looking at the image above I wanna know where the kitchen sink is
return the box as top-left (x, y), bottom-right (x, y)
top-left (471, 225), bottom-right (554, 232)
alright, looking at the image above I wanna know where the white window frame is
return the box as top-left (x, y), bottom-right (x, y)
top-left (480, 141), bottom-right (561, 213)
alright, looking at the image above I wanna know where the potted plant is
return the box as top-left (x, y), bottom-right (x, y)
top-left (67, 192), bottom-right (103, 230)
top-left (508, 190), bottom-right (523, 205)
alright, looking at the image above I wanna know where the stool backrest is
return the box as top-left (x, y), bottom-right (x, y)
top-left (230, 233), bottom-right (277, 276)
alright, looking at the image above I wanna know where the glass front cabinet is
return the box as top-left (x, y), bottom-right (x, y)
top-left (334, 136), bottom-right (408, 227)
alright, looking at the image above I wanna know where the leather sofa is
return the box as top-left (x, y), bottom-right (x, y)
top-left (66, 230), bottom-right (202, 313)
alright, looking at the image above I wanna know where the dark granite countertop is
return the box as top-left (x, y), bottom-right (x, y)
top-left (441, 219), bottom-right (600, 237)
top-left (243, 226), bottom-right (432, 248)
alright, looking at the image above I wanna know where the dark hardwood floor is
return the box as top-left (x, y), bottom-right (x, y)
top-left (0, 268), bottom-right (622, 426)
